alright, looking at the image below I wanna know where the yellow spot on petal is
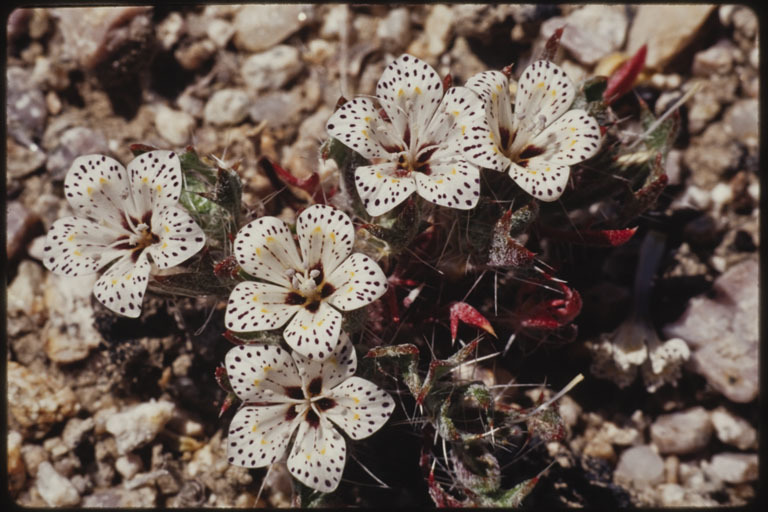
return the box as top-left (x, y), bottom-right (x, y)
top-left (261, 439), bottom-right (267, 445)
top-left (99, 177), bottom-right (107, 184)
top-left (319, 448), bottom-right (326, 455)
top-left (329, 231), bottom-right (336, 242)
top-left (67, 234), bottom-right (76, 242)
top-left (496, 84), bottom-right (502, 91)
top-left (251, 424), bottom-right (259, 432)
top-left (452, 110), bottom-right (460, 116)
top-left (362, 129), bottom-right (369, 139)
top-left (375, 172), bottom-right (383, 179)
top-left (435, 179), bottom-right (444, 184)
top-left (260, 308), bottom-right (268, 313)
top-left (252, 295), bottom-right (259, 302)
top-left (461, 125), bottom-right (466, 135)
top-left (492, 146), bottom-right (500, 154)
top-left (314, 225), bottom-right (323, 233)
top-left (306, 454), bottom-right (312, 461)
top-left (301, 325), bottom-right (309, 331)
top-left (125, 274), bottom-right (132, 280)
top-left (570, 126), bottom-right (577, 133)
top-left (489, 131), bottom-right (495, 140)
top-left (570, 139), bottom-right (577, 147)
top-left (451, 168), bottom-right (457, 175)
top-left (328, 357), bottom-right (338, 366)
top-left (263, 365), bottom-right (272, 372)
top-left (111, 279), bottom-right (118, 285)
top-left (156, 184), bottom-right (163, 192)
top-left (255, 247), bottom-right (261, 257)
top-left (545, 167), bottom-right (551, 172)
top-left (266, 236), bottom-right (275, 243)
top-left (142, 176), bottom-right (149, 184)
top-left (491, 92), bottom-right (497, 101)
top-left (537, 81), bottom-right (545, 88)
top-left (347, 286), bottom-right (354, 292)
top-left (352, 397), bottom-right (360, 404)
top-left (349, 271), bottom-right (355, 277)
top-left (317, 319), bottom-right (325, 327)
top-left (162, 242), bottom-right (168, 249)
top-left (364, 116), bottom-right (371, 122)
top-left (397, 88), bottom-right (404, 97)
top-left (164, 225), bottom-right (170, 233)
top-left (253, 378), bottom-right (260, 387)
top-left (353, 413), bottom-right (360, 420)
top-left (390, 178), bottom-right (400, 184)
top-left (551, 89), bottom-right (557, 97)
top-left (87, 187), bottom-right (93, 195)
top-left (414, 86), bottom-right (422, 94)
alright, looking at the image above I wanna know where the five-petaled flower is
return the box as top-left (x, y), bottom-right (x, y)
top-left (225, 338), bottom-right (394, 493)
top-left (42, 151), bottom-right (206, 317)
top-left (463, 60), bottom-right (602, 201)
top-left (225, 204), bottom-right (387, 360)
top-left (326, 53), bottom-right (494, 216)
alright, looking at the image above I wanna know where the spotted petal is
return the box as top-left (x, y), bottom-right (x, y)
top-left (354, 163), bottom-right (416, 217)
top-left (292, 333), bottom-right (357, 394)
top-left (92, 250), bottom-right (152, 318)
top-left (126, 150), bottom-right (182, 216)
top-left (377, 54), bottom-right (443, 144)
top-left (43, 216), bottom-right (125, 277)
top-left (325, 376), bottom-right (394, 440)
top-left (225, 344), bottom-right (302, 403)
top-left (464, 70), bottom-right (514, 136)
top-left (526, 109), bottom-right (602, 166)
top-left (283, 302), bottom-right (342, 361)
top-left (514, 60), bottom-right (576, 141)
top-left (413, 160), bottom-right (481, 210)
top-left (234, 216), bottom-right (303, 287)
top-left (287, 414), bottom-right (347, 493)
top-left (326, 253), bottom-right (388, 312)
top-left (326, 97), bottom-right (395, 160)
top-left (64, 154), bottom-right (133, 227)
top-left (225, 281), bottom-right (300, 333)
top-left (508, 159), bottom-right (571, 202)
top-left (296, 204), bottom-right (355, 276)
top-left (146, 206), bottom-right (205, 269)
top-left (227, 403), bottom-right (305, 468)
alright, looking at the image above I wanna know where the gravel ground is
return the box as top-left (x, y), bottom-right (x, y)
top-left (6, 5), bottom-right (759, 508)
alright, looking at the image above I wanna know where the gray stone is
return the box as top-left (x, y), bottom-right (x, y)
top-left (540, 5), bottom-right (628, 65)
top-left (248, 90), bottom-right (304, 127)
top-left (203, 89), bottom-right (250, 126)
top-left (20, 444), bottom-right (49, 478)
top-left (453, 5), bottom-right (515, 41)
top-left (377, 7), bottom-right (411, 52)
top-left (650, 407), bottom-right (712, 455)
top-left (206, 18), bottom-right (235, 48)
top-left (242, 45), bottom-right (303, 92)
top-left (45, 127), bottom-right (110, 180)
top-left (8, 431), bottom-right (26, 495)
top-left (614, 445), bottom-right (665, 489)
top-left (705, 453), bottom-right (758, 484)
top-left (105, 399), bottom-right (176, 455)
top-left (7, 137), bottom-right (47, 179)
top-left (81, 487), bottom-right (157, 507)
top-left (7, 67), bottom-right (47, 146)
top-left (320, 5), bottom-right (348, 40)
top-left (62, 417), bottom-right (95, 449)
top-left (626, 5), bottom-right (717, 70)
top-left (723, 99), bottom-right (758, 151)
top-left (657, 483), bottom-right (686, 506)
top-left (36, 461), bottom-right (80, 506)
top-left (407, 5), bottom-right (453, 60)
top-left (43, 272), bottom-right (102, 364)
top-left (233, 5), bottom-right (313, 52)
top-left (663, 258), bottom-right (757, 350)
top-left (156, 11), bottom-right (185, 50)
top-left (710, 408), bottom-right (757, 450)
top-left (155, 105), bottom-right (196, 146)
top-left (5, 201), bottom-right (41, 264)
top-left (690, 338), bottom-right (758, 403)
top-left (115, 454), bottom-right (143, 480)
top-left (692, 39), bottom-right (739, 76)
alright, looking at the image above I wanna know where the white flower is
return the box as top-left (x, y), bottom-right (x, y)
top-left (464, 60), bottom-right (602, 201)
top-left (326, 54), bottom-right (493, 216)
top-left (42, 151), bottom-right (206, 317)
top-left (225, 337), bottom-right (394, 493)
top-left (225, 204), bottom-right (387, 360)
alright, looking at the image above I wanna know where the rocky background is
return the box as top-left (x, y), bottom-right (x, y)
top-left (6, 5), bottom-right (759, 508)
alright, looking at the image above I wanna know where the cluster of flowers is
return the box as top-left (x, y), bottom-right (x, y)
top-left (42, 53), bottom-right (601, 494)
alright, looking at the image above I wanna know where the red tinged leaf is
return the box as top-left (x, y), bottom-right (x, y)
top-left (214, 365), bottom-right (232, 392)
top-left (519, 281), bottom-right (582, 330)
top-left (540, 27), bottom-right (564, 61)
top-left (538, 225), bottom-right (638, 247)
top-left (222, 330), bottom-right (247, 345)
top-left (129, 143), bottom-right (158, 156)
top-left (365, 344), bottom-right (420, 359)
top-left (604, 44), bottom-right (647, 105)
top-left (213, 255), bottom-right (240, 278)
top-left (218, 392), bottom-right (238, 418)
top-left (450, 302), bottom-right (496, 343)
top-left (270, 159), bottom-right (319, 192)
top-left (442, 73), bottom-right (453, 92)
top-left (501, 63), bottom-right (514, 78)
top-left (334, 95), bottom-right (347, 110)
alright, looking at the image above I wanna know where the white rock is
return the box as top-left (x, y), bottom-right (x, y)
top-left (155, 105), bottom-right (196, 146)
top-left (36, 461), bottom-right (80, 506)
top-left (540, 5), bottom-right (628, 65)
top-left (614, 445), bottom-right (665, 488)
top-left (657, 483), bottom-right (686, 506)
top-left (407, 5), bottom-right (453, 59)
top-left (710, 182), bottom-right (734, 210)
top-left (233, 5), bottom-right (312, 52)
top-left (320, 4), bottom-right (348, 40)
top-left (105, 400), bottom-right (176, 455)
top-left (43, 272), bottom-right (102, 363)
top-left (206, 18), bottom-right (235, 48)
top-left (115, 454), bottom-right (143, 480)
top-left (203, 89), bottom-right (250, 126)
top-left (705, 453), bottom-right (758, 484)
top-left (626, 5), bottom-right (717, 70)
top-left (650, 407), bottom-right (712, 455)
top-left (241, 45), bottom-right (303, 92)
top-left (377, 8), bottom-right (411, 51)
top-left (641, 337), bottom-right (690, 393)
top-left (710, 408), bottom-right (757, 450)
top-left (157, 12), bottom-right (185, 50)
